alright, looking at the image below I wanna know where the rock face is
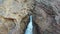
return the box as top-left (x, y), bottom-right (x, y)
top-left (0, 0), bottom-right (34, 34)
top-left (32, 0), bottom-right (60, 34)
top-left (0, 0), bottom-right (60, 34)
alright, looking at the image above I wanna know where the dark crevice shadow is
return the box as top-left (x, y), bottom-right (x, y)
top-left (33, 21), bottom-right (41, 34)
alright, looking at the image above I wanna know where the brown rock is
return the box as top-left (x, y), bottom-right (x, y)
top-left (0, 0), bottom-right (34, 34)
top-left (32, 0), bottom-right (60, 34)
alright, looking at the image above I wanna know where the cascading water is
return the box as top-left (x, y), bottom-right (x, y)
top-left (25, 15), bottom-right (33, 34)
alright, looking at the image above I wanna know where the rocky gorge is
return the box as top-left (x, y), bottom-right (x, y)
top-left (0, 0), bottom-right (60, 34)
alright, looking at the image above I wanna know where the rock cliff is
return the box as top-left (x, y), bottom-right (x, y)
top-left (0, 0), bottom-right (60, 34)
top-left (0, 0), bottom-right (34, 34)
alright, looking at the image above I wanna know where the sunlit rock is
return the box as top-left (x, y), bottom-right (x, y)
top-left (0, 0), bottom-right (34, 34)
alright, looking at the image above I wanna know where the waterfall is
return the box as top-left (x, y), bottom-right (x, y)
top-left (25, 15), bottom-right (33, 34)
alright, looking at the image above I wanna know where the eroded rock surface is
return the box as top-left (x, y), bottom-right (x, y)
top-left (32, 0), bottom-right (60, 34)
top-left (0, 0), bottom-right (60, 34)
top-left (0, 0), bottom-right (34, 34)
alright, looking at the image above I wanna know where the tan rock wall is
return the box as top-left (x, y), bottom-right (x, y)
top-left (0, 0), bottom-right (34, 34)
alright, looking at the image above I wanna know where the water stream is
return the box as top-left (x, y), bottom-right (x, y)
top-left (25, 15), bottom-right (33, 34)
